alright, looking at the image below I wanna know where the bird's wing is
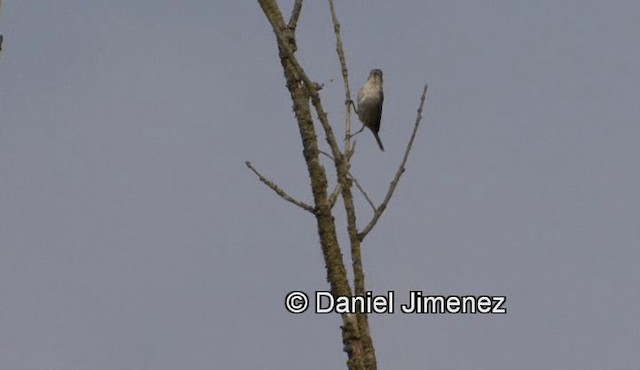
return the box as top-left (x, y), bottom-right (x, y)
top-left (371, 91), bottom-right (383, 133)
top-left (357, 87), bottom-right (365, 106)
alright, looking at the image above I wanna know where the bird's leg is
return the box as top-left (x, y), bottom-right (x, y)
top-left (347, 99), bottom-right (358, 114)
top-left (345, 125), bottom-right (366, 142)
top-left (344, 99), bottom-right (360, 142)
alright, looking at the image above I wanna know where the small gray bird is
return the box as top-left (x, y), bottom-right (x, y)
top-left (357, 69), bottom-right (385, 151)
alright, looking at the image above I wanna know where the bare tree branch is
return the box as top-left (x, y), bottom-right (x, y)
top-left (319, 149), bottom-right (335, 162)
top-left (262, 13), bottom-right (344, 163)
top-left (245, 161), bottom-right (315, 213)
top-left (328, 0), bottom-right (355, 150)
top-left (257, 3), bottom-right (365, 369)
top-left (317, 150), bottom-right (342, 209)
top-left (257, 3), bottom-right (427, 370)
top-left (349, 173), bottom-right (376, 212)
top-left (358, 84), bottom-right (429, 241)
top-left (328, 3), bottom-right (378, 368)
top-left (328, 183), bottom-right (341, 208)
top-left (327, 0), bottom-right (364, 298)
top-left (288, 0), bottom-right (303, 31)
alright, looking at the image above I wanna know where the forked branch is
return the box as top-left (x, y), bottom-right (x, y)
top-left (358, 84), bottom-right (429, 241)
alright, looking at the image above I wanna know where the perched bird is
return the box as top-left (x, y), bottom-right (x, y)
top-left (356, 69), bottom-right (385, 151)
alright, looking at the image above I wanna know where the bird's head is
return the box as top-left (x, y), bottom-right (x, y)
top-left (368, 69), bottom-right (383, 84)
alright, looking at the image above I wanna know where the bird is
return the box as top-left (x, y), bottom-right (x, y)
top-left (356, 68), bottom-right (385, 151)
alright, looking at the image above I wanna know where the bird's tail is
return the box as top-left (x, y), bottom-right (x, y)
top-left (373, 132), bottom-right (385, 152)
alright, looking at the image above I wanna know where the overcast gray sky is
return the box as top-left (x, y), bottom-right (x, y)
top-left (1, 1), bottom-right (639, 369)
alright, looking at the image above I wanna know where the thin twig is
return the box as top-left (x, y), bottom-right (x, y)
top-left (345, 140), bottom-right (357, 162)
top-left (358, 84), bottom-right (429, 241)
top-left (245, 161), bottom-right (315, 213)
top-left (349, 173), bottom-right (376, 212)
top-left (328, 183), bottom-right (341, 208)
top-left (319, 150), bottom-right (334, 162)
top-left (288, 0), bottom-right (303, 31)
top-left (328, 0), bottom-right (355, 152)
top-left (318, 150), bottom-right (341, 208)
